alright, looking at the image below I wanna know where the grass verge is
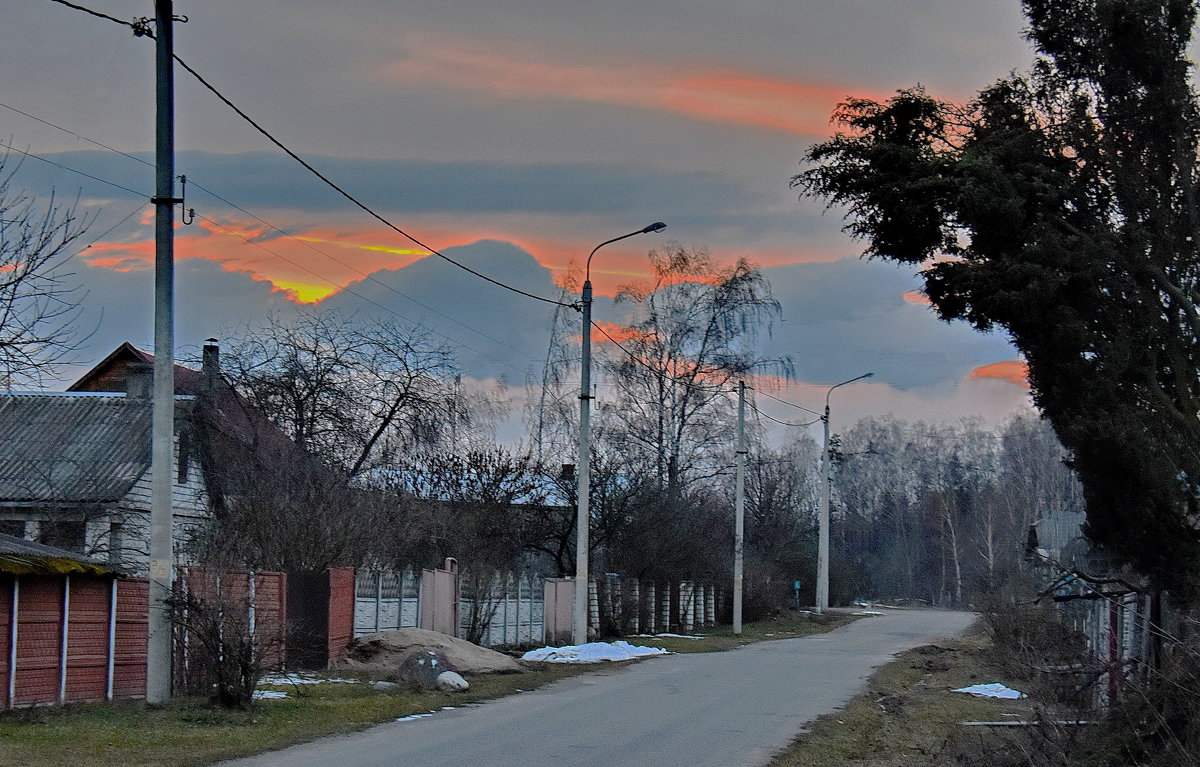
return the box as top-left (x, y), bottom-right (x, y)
top-left (624, 610), bottom-right (858, 654)
top-left (0, 611), bottom-right (853, 767)
top-left (0, 665), bottom-right (595, 767)
top-left (770, 621), bottom-right (1052, 766)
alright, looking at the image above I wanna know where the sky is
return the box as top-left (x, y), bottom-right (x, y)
top-left (2, 0), bottom-right (1038, 439)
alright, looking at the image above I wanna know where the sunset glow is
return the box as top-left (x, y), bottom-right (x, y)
top-left (382, 42), bottom-right (872, 136)
top-left (970, 360), bottom-right (1030, 387)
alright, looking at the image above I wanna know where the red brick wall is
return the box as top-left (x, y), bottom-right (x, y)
top-left (326, 568), bottom-right (355, 666)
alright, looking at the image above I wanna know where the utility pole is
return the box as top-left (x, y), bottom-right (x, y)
top-left (147, 0), bottom-right (177, 704)
top-left (733, 380), bottom-right (746, 634)
top-left (816, 404), bottom-right (831, 614)
top-left (574, 222), bottom-right (666, 646)
top-left (815, 372), bottom-right (872, 614)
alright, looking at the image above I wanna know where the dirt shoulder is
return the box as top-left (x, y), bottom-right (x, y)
top-left (771, 620), bottom-right (1064, 766)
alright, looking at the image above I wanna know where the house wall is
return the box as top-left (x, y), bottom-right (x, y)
top-left (83, 451), bottom-right (210, 577)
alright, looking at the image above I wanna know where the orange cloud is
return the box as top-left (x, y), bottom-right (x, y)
top-left (382, 44), bottom-right (875, 136)
top-left (970, 361), bottom-right (1030, 388)
top-left (903, 290), bottom-right (932, 306)
top-left (81, 217), bottom-right (436, 304)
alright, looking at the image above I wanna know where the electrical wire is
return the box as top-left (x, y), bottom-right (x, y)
top-left (0, 141), bottom-right (535, 378)
top-left (47, 0), bottom-right (576, 310)
top-left (750, 385), bottom-right (824, 417)
top-left (0, 104), bottom-right (545, 373)
top-left (47, 0), bottom-right (130, 27)
top-left (588, 319), bottom-right (739, 395)
top-left (744, 399), bottom-right (821, 428)
top-left (0, 141), bottom-right (145, 199)
top-left (0, 101), bottom-right (153, 170)
top-left (189, 212), bottom-right (531, 378)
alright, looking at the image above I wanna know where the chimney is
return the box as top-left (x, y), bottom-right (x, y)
top-left (202, 338), bottom-right (220, 394)
top-left (126, 361), bottom-right (153, 399)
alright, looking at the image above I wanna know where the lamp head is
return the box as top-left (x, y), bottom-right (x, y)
top-left (641, 222), bottom-right (667, 234)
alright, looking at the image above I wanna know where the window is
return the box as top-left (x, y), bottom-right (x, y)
top-left (0, 520), bottom-right (24, 538)
top-left (39, 520), bottom-right (86, 553)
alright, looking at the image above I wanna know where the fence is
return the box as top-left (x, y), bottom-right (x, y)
top-left (0, 573), bottom-right (146, 709)
top-left (173, 568), bottom-right (287, 695)
top-left (0, 567), bottom-right (284, 710)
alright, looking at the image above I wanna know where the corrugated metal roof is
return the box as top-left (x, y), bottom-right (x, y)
top-left (0, 393), bottom-right (190, 503)
top-left (0, 532), bottom-right (114, 575)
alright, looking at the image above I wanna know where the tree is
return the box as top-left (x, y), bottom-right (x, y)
top-left (795, 0), bottom-right (1200, 595)
top-left (0, 154), bottom-right (89, 387)
top-left (221, 313), bottom-right (494, 477)
top-left (597, 246), bottom-right (789, 494)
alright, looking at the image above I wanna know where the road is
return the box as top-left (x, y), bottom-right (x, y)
top-left (219, 609), bottom-right (975, 767)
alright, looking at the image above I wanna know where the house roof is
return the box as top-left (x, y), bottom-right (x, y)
top-left (67, 341), bottom-right (204, 395)
top-left (0, 532), bottom-right (114, 575)
top-left (0, 393), bottom-right (191, 503)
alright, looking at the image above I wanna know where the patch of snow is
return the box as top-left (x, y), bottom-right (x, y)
top-left (522, 641), bottom-right (670, 663)
top-left (252, 689), bottom-right (289, 700)
top-left (853, 610), bottom-right (885, 616)
top-left (259, 673), bottom-right (360, 686)
top-left (953, 683), bottom-right (1025, 699)
top-left (395, 713), bottom-right (434, 722)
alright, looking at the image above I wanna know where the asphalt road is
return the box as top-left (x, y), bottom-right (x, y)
top-left (219, 609), bottom-right (976, 767)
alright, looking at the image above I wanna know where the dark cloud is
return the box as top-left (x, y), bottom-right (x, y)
top-left (20, 149), bottom-right (770, 229)
top-left (761, 258), bottom-right (1016, 390)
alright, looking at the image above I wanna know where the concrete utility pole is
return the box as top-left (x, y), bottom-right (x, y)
top-left (733, 380), bottom-right (746, 634)
top-left (147, 0), bottom-right (177, 704)
top-left (573, 222), bottom-right (665, 647)
top-left (816, 372), bottom-right (872, 613)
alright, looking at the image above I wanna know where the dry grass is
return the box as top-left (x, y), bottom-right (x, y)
top-left (771, 622), bottom-right (1059, 766)
top-left (0, 612), bottom-right (857, 766)
top-left (624, 610), bottom-right (858, 654)
top-left (0, 665), bottom-right (595, 767)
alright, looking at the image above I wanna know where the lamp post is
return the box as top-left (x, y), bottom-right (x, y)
top-left (816, 372), bottom-right (873, 613)
top-left (574, 222), bottom-right (666, 646)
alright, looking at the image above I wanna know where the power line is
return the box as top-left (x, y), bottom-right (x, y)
top-left (192, 211), bottom-right (530, 379)
top-left (47, 0), bottom-right (131, 27)
top-left (1, 104), bottom-right (545, 373)
top-left (0, 101), bottom-right (154, 170)
top-left (0, 140), bottom-right (534, 377)
top-left (751, 385), bottom-right (823, 417)
top-left (588, 319), bottom-right (737, 395)
top-left (47, 0), bottom-right (575, 310)
top-left (0, 141), bottom-right (145, 199)
top-left (184, 181), bottom-right (543, 368)
top-left (745, 398), bottom-right (821, 428)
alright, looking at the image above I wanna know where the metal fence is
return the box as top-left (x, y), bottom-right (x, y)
top-left (351, 568), bottom-right (722, 648)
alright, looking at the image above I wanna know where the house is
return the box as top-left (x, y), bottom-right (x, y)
top-left (0, 377), bottom-right (209, 576)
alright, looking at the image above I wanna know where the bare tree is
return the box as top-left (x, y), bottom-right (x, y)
top-left (598, 246), bottom-right (789, 495)
top-left (0, 154), bottom-right (90, 387)
top-left (221, 313), bottom-right (494, 477)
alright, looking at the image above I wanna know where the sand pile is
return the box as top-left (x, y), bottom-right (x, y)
top-left (335, 628), bottom-right (525, 675)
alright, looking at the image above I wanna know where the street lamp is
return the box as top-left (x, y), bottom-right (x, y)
top-left (816, 372), bottom-right (873, 613)
top-left (574, 221), bottom-right (666, 646)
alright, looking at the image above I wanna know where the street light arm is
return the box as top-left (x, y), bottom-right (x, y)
top-left (585, 222), bottom-right (666, 282)
top-left (824, 371), bottom-right (874, 410)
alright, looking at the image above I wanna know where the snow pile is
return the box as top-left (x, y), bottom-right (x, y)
top-left (953, 682), bottom-right (1025, 699)
top-left (522, 640), bottom-right (670, 663)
